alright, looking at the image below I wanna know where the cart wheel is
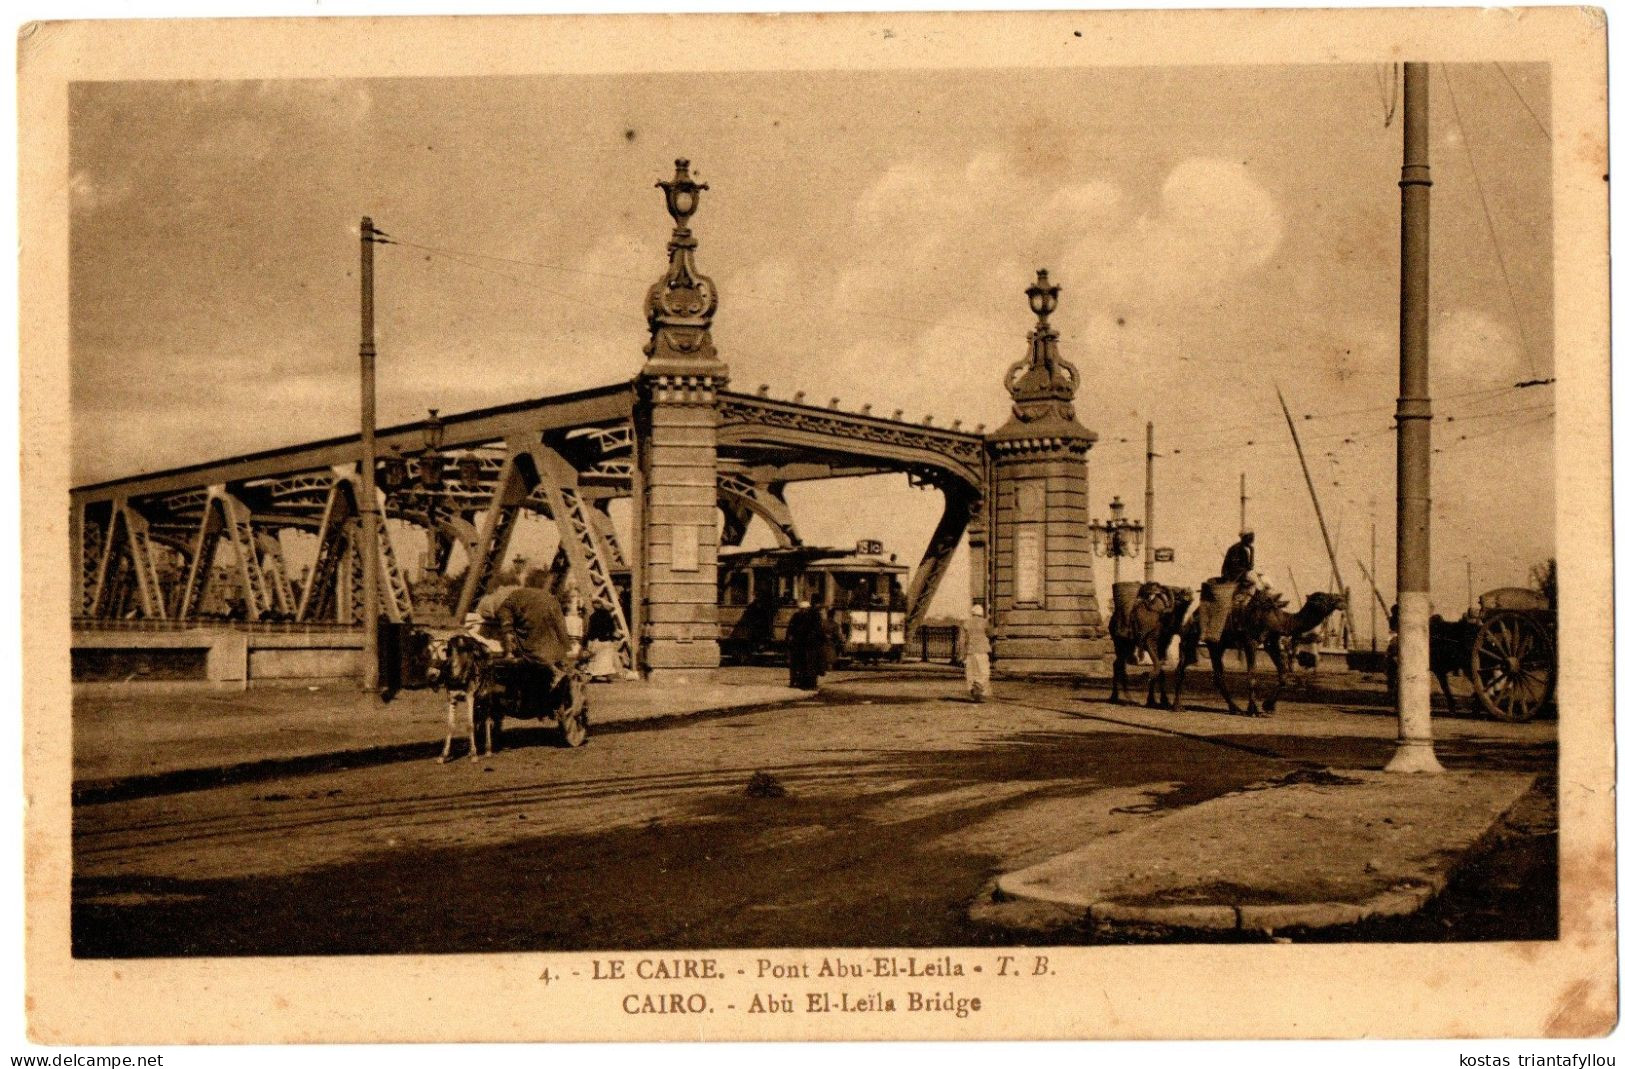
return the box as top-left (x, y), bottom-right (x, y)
top-left (557, 676), bottom-right (589, 747)
top-left (1471, 612), bottom-right (1556, 722)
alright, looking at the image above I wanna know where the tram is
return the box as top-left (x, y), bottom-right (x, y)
top-left (718, 543), bottom-right (908, 664)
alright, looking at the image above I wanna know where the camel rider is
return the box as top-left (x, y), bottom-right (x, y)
top-left (1221, 529), bottom-right (1255, 585)
top-left (1220, 529), bottom-right (1270, 615)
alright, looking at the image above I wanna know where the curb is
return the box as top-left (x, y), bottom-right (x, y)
top-left (981, 872), bottom-right (1450, 936)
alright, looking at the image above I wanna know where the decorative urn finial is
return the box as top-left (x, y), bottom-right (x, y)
top-left (644, 158), bottom-right (719, 365)
top-left (989, 269), bottom-right (1096, 448)
top-left (1004, 268), bottom-right (1080, 419)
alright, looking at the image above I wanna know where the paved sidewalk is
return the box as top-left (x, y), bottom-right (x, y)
top-left (72, 667), bottom-right (810, 794)
top-left (979, 766), bottom-right (1536, 935)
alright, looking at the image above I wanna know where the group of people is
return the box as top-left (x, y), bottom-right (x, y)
top-left (957, 529), bottom-right (1264, 702)
top-left (472, 530), bottom-right (1268, 704)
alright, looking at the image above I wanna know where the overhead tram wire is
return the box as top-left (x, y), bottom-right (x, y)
top-left (1088, 398), bottom-right (1553, 462)
top-left (378, 234), bottom-right (641, 330)
top-left (1493, 62), bottom-right (1553, 143)
top-left (1440, 64), bottom-right (1543, 381)
top-left (382, 231), bottom-right (1407, 378)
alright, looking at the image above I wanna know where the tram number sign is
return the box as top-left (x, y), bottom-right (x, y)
top-left (1153, 547), bottom-right (1176, 563)
top-left (856, 539), bottom-right (884, 555)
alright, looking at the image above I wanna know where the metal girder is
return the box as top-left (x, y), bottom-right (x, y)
top-left (375, 497), bottom-right (414, 623)
top-left (718, 498), bottom-right (752, 548)
top-left (256, 532), bottom-right (298, 616)
top-left (905, 486), bottom-right (979, 637)
top-left (87, 500), bottom-right (169, 619)
top-left (590, 502), bottom-right (627, 570)
top-left (531, 443), bottom-right (633, 670)
top-left (73, 385), bottom-right (635, 507)
top-left (297, 479), bottom-right (358, 622)
top-left (293, 476), bottom-right (411, 623)
top-left (174, 489), bottom-right (275, 621)
top-left (72, 505), bottom-right (98, 616)
top-left (715, 473), bottom-right (801, 548)
top-left (453, 451), bottom-right (533, 618)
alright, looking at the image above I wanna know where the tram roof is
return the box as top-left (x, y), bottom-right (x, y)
top-left (719, 546), bottom-right (906, 572)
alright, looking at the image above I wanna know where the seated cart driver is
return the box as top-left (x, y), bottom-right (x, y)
top-left (482, 572), bottom-right (574, 707)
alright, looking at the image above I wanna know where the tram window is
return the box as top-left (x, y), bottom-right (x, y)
top-left (776, 573), bottom-right (797, 605)
top-left (804, 572), bottom-right (827, 606)
top-left (834, 572), bottom-right (882, 608)
top-left (722, 568), bottom-right (751, 607)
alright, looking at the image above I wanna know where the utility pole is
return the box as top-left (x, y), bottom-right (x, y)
top-left (359, 217), bottom-right (381, 694)
top-left (1239, 473), bottom-right (1247, 534)
top-left (1388, 63), bottom-right (1443, 773)
top-left (1370, 521), bottom-right (1378, 650)
top-left (1466, 559), bottom-right (1474, 610)
top-left (1144, 422), bottom-right (1156, 582)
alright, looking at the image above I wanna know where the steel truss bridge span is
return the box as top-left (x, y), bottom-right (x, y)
top-left (72, 384), bottom-right (986, 670)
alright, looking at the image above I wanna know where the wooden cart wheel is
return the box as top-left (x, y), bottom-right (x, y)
top-left (1470, 611), bottom-right (1556, 722)
top-left (557, 674), bottom-right (589, 748)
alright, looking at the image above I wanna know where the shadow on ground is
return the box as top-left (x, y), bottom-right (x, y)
top-left (74, 722), bottom-right (1294, 957)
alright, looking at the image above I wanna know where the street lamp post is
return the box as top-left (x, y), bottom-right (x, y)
top-left (1089, 496), bottom-right (1145, 591)
top-left (359, 217), bottom-right (380, 694)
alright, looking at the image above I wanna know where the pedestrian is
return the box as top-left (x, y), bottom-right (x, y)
top-left (822, 607), bottom-right (845, 675)
top-left (785, 598), bottom-right (824, 690)
top-left (585, 603), bottom-right (621, 682)
top-left (963, 603), bottom-right (992, 702)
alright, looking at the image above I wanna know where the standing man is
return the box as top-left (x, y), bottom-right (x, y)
top-left (785, 598), bottom-right (824, 690)
top-left (963, 604), bottom-right (992, 703)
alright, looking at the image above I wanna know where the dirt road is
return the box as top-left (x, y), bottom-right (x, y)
top-left (73, 675), bottom-right (1555, 955)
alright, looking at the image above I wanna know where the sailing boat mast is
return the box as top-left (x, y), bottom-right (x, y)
top-left (1276, 384), bottom-right (1350, 643)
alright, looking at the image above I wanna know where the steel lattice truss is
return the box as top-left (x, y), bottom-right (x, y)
top-left (71, 383), bottom-right (987, 655)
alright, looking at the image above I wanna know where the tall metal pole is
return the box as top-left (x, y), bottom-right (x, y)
top-left (1466, 559), bottom-right (1474, 609)
top-left (1388, 63), bottom-right (1443, 773)
top-left (1144, 422), bottom-right (1156, 582)
top-left (1370, 521), bottom-right (1378, 651)
top-left (359, 217), bottom-right (381, 694)
top-left (1239, 473), bottom-right (1247, 534)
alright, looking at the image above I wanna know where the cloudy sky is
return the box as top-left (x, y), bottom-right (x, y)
top-left (69, 63), bottom-right (1554, 634)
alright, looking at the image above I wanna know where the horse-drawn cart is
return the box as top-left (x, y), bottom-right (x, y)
top-left (1466, 587), bottom-right (1557, 722)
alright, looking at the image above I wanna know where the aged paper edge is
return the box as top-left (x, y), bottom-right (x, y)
top-left (19, 7), bottom-right (1616, 1043)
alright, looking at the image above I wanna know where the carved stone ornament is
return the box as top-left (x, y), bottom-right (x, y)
top-left (644, 159), bottom-right (720, 365)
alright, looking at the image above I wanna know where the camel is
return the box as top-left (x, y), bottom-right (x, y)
top-left (1108, 582), bottom-right (1195, 708)
top-left (1173, 589), bottom-right (1346, 716)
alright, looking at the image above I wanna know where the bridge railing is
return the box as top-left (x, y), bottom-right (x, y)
top-left (71, 617), bottom-right (363, 635)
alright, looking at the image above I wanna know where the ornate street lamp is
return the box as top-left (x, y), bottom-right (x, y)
top-left (1089, 495), bottom-right (1145, 588)
top-left (417, 408), bottom-right (446, 492)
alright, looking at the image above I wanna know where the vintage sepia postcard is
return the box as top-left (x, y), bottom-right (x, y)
top-left (19, 7), bottom-right (1615, 1045)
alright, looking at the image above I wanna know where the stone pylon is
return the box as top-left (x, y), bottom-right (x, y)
top-left (984, 270), bottom-right (1108, 673)
top-left (634, 160), bottom-right (728, 679)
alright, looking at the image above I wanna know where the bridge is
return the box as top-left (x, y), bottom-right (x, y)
top-left (71, 161), bottom-right (1109, 679)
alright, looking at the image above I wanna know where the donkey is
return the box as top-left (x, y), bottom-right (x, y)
top-left (437, 633), bottom-right (501, 762)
